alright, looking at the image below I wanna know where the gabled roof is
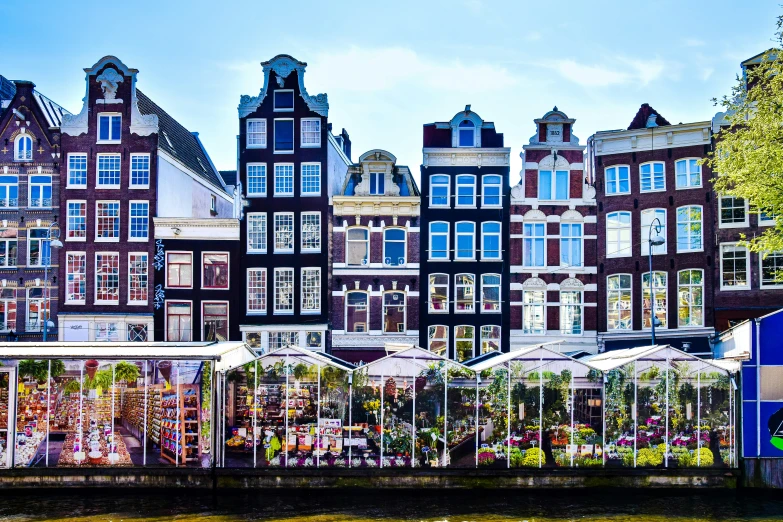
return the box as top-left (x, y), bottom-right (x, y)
top-left (136, 89), bottom-right (229, 196)
top-left (627, 103), bottom-right (671, 130)
top-left (742, 48), bottom-right (777, 67)
top-left (219, 170), bottom-right (237, 186)
top-left (0, 75), bottom-right (70, 127)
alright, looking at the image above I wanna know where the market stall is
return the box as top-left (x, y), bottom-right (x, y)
top-left (464, 342), bottom-right (602, 468)
top-left (586, 345), bottom-right (738, 468)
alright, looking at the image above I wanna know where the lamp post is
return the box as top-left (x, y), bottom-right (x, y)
top-left (647, 217), bottom-right (665, 345)
top-left (42, 222), bottom-right (62, 342)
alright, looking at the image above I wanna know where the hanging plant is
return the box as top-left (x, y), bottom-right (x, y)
top-left (114, 361), bottom-right (140, 383)
top-left (293, 363), bottom-right (311, 381)
top-left (385, 377), bottom-right (397, 398)
top-left (64, 379), bottom-right (81, 394)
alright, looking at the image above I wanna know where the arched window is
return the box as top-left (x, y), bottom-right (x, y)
top-left (455, 221), bottom-right (475, 260)
top-left (428, 273), bottom-right (448, 312)
top-left (383, 291), bottom-right (406, 333)
top-left (455, 325), bottom-right (475, 361)
top-left (677, 269), bottom-right (703, 327)
top-left (481, 221), bottom-right (501, 259)
top-left (429, 221), bottom-right (449, 260)
top-left (346, 227), bottom-right (370, 266)
top-left (640, 161), bottom-right (665, 192)
top-left (383, 228), bottom-right (406, 266)
top-left (346, 291), bottom-right (368, 333)
top-left (675, 158), bottom-right (701, 189)
top-left (458, 120), bottom-right (475, 147)
top-left (14, 135), bottom-right (32, 161)
top-left (428, 325), bottom-right (448, 355)
top-left (480, 325), bottom-right (500, 354)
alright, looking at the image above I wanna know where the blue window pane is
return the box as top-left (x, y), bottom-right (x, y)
top-left (432, 223), bottom-right (448, 233)
top-left (534, 223), bottom-right (545, 235)
top-left (535, 239), bottom-right (544, 266)
top-left (619, 167), bottom-right (629, 192)
top-left (571, 240), bottom-right (582, 266)
top-left (275, 120), bottom-right (294, 151)
top-left (555, 170), bottom-right (568, 199)
top-left (99, 117), bottom-right (109, 140)
top-left (459, 129), bottom-right (474, 147)
top-left (274, 91), bottom-right (294, 110)
top-left (539, 170), bottom-right (552, 199)
top-left (111, 116), bottom-right (121, 139)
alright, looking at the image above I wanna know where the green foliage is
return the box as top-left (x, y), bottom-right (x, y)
top-left (636, 446), bottom-right (665, 467)
top-left (114, 361), bottom-right (140, 383)
top-left (510, 447), bottom-right (524, 467)
top-left (18, 360), bottom-right (64, 382)
top-left (63, 379), bottom-right (81, 394)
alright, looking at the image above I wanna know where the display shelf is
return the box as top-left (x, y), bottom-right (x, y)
top-left (160, 384), bottom-right (201, 465)
top-left (119, 386), bottom-right (163, 445)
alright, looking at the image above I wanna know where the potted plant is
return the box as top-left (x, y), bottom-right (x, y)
top-left (114, 361), bottom-right (140, 384)
top-left (85, 359), bottom-right (100, 380)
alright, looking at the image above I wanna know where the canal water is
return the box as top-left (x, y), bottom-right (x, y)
top-left (0, 490), bottom-right (781, 521)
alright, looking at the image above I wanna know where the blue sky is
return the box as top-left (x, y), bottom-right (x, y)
top-left (1, 0), bottom-right (779, 180)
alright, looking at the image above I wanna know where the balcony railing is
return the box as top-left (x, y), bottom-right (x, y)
top-left (28, 197), bottom-right (53, 208)
top-left (0, 198), bottom-right (19, 209)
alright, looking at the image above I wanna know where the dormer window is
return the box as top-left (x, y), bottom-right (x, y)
top-left (98, 113), bottom-right (121, 142)
top-left (14, 135), bottom-right (32, 161)
top-left (274, 90), bottom-right (294, 111)
top-left (458, 120), bottom-right (475, 147)
top-left (369, 172), bottom-right (385, 195)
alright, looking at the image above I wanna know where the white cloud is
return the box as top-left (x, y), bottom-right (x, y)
top-left (547, 57), bottom-right (667, 87)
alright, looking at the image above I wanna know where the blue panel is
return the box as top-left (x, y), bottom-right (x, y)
top-left (743, 401), bottom-right (758, 458)
top-left (760, 313), bottom-right (783, 365)
top-left (759, 401), bottom-right (783, 457)
top-left (743, 366), bottom-right (758, 401)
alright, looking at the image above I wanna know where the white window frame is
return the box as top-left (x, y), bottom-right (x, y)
top-left (369, 172), bottom-right (385, 195)
top-left (346, 227), bottom-right (370, 266)
top-left (606, 211), bottom-right (632, 258)
top-left (641, 208), bottom-right (667, 256)
top-left (301, 212), bottom-right (321, 253)
top-left (94, 252), bottom-right (120, 304)
top-left (607, 274), bottom-right (632, 331)
top-left (26, 287), bottom-right (46, 332)
top-left (481, 221), bottom-right (502, 260)
top-left (0, 289), bottom-right (16, 332)
top-left (383, 227), bottom-right (406, 266)
top-left (760, 251), bottom-right (783, 289)
top-left (457, 120), bottom-right (475, 147)
top-left (127, 252), bottom-right (148, 305)
top-left (97, 113), bottom-right (121, 143)
top-left (455, 273), bottom-right (475, 313)
top-left (522, 221), bottom-right (546, 267)
top-left (455, 174), bottom-right (477, 207)
top-left (642, 271), bottom-right (668, 329)
top-left (538, 169), bottom-right (569, 201)
top-left (246, 118), bottom-right (267, 148)
top-left (522, 289), bottom-right (546, 334)
top-left (428, 273), bottom-right (449, 313)
top-left (273, 118), bottom-right (294, 154)
top-left (382, 291), bottom-right (406, 334)
top-left (27, 228), bottom-right (50, 267)
top-left (273, 89), bottom-right (295, 112)
top-left (66, 200), bottom-right (87, 241)
top-left (481, 175), bottom-right (502, 208)
top-left (480, 325), bottom-right (501, 354)
top-left (640, 161), bottom-right (666, 192)
top-left (605, 165), bottom-right (630, 196)
top-left (676, 205), bottom-right (703, 253)
top-left (202, 301), bottom-right (230, 342)
top-left (455, 221), bottom-right (476, 260)
top-left (165, 251), bottom-right (193, 290)
top-left (719, 196), bottom-right (749, 228)
top-left (67, 153), bottom-right (88, 188)
top-left (720, 243), bottom-right (750, 290)
top-left (480, 273), bottom-right (501, 313)
top-left (65, 251), bottom-right (86, 304)
top-left (0, 232), bottom-right (16, 268)
top-left (0, 174), bottom-right (18, 209)
top-left (95, 200), bottom-right (120, 242)
top-left (345, 291), bottom-right (369, 333)
top-left (300, 162), bottom-right (321, 196)
top-left (274, 212), bottom-right (295, 253)
top-left (759, 210), bottom-right (777, 227)
top-left (560, 290), bottom-right (583, 335)
top-left (14, 134), bottom-right (32, 162)
top-left (300, 267), bottom-right (321, 314)
top-left (128, 200), bottom-right (149, 242)
top-left (429, 175), bottom-right (450, 208)
top-left (677, 269), bottom-right (704, 328)
top-left (274, 163), bottom-right (294, 196)
top-left (247, 268), bottom-right (267, 314)
top-left (202, 252), bottom-right (230, 290)
top-left (273, 267), bottom-right (295, 315)
top-left (454, 325), bottom-right (475, 362)
top-left (429, 221), bottom-right (450, 261)
top-left (247, 212), bottom-right (267, 254)
top-left (560, 222), bottom-right (583, 267)
top-left (675, 158), bottom-right (702, 189)
top-left (427, 325), bottom-right (448, 355)
top-left (129, 153), bottom-right (151, 189)
top-left (246, 163), bottom-right (267, 197)
top-left (28, 174), bottom-right (52, 208)
top-left (300, 118), bottom-right (321, 148)
top-left (165, 300), bottom-right (193, 342)
top-left (96, 153), bottom-right (121, 189)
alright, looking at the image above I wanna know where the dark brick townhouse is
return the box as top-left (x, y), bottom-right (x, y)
top-left (589, 104), bottom-right (715, 353)
top-left (0, 76), bottom-right (69, 340)
top-left (419, 107), bottom-right (511, 361)
top-left (330, 149), bottom-right (421, 362)
top-left (58, 56), bottom-right (233, 341)
top-left (510, 108), bottom-right (598, 354)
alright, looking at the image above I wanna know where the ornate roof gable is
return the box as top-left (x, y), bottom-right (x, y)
top-left (238, 54), bottom-right (329, 118)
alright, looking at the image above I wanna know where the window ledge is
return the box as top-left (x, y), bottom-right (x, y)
top-left (95, 238), bottom-right (120, 243)
top-left (66, 186), bottom-right (87, 190)
top-left (273, 311), bottom-right (294, 316)
top-left (719, 223), bottom-right (750, 229)
top-left (639, 189), bottom-right (667, 194)
top-left (65, 301), bottom-right (86, 306)
top-left (246, 194), bottom-right (267, 198)
top-left (274, 250), bottom-right (295, 255)
top-left (94, 301), bottom-right (120, 306)
top-left (246, 145), bottom-right (268, 150)
top-left (96, 140), bottom-right (121, 145)
top-left (301, 311), bottom-right (321, 315)
top-left (128, 238), bottom-right (149, 243)
top-left (273, 151), bottom-right (294, 155)
top-left (65, 238), bottom-right (87, 242)
top-left (300, 193), bottom-right (321, 197)
top-left (95, 186), bottom-right (121, 190)
top-left (273, 193), bottom-right (294, 198)
top-left (301, 144), bottom-right (321, 149)
top-left (719, 286), bottom-right (751, 291)
top-left (246, 311), bottom-right (268, 316)
top-left (128, 186), bottom-right (150, 190)
top-left (127, 301), bottom-right (148, 306)
top-left (604, 192), bottom-right (632, 197)
top-left (675, 185), bottom-right (703, 190)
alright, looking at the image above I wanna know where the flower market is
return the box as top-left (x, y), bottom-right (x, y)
top-left (0, 341), bottom-right (738, 473)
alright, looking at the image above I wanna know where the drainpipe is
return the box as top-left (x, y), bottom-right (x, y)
top-left (755, 317), bottom-right (762, 458)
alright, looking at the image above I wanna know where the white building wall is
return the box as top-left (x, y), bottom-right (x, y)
top-left (157, 154), bottom-right (234, 218)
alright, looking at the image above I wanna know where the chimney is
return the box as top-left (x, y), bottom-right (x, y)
top-left (13, 80), bottom-right (35, 96)
top-left (340, 128), bottom-right (351, 161)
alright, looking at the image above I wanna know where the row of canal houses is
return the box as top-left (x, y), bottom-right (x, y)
top-left (0, 53), bottom-right (779, 363)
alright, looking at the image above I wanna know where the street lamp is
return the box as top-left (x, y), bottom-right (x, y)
top-left (42, 223), bottom-right (62, 342)
top-left (647, 217), bottom-right (665, 345)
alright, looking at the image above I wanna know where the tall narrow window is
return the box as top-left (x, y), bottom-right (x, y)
top-left (274, 268), bottom-right (294, 314)
top-left (641, 209), bottom-right (667, 255)
top-left (455, 221), bottom-right (475, 260)
top-left (26, 288), bottom-right (47, 332)
top-left (0, 229), bottom-right (16, 268)
top-left (429, 222), bottom-right (449, 260)
top-left (605, 166), bottom-right (630, 195)
top-left (202, 253), bottom-right (229, 289)
top-left (480, 325), bottom-right (500, 354)
top-left (301, 268), bottom-right (321, 314)
top-left (456, 175), bottom-right (476, 206)
top-left (28, 175), bottom-right (52, 208)
top-left (166, 252), bottom-right (192, 289)
top-left (429, 175), bottom-right (450, 207)
top-left (274, 164), bottom-right (294, 195)
top-left (65, 252), bottom-right (86, 304)
top-left (96, 201), bottom-right (120, 241)
top-left (640, 162), bottom-right (665, 192)
top-left (522, 290), bottom-right (546, 334)
top-left (97, 154), bottom-right (121, 187)
top-left (301, 212), bottom-right (321, 252)
top-left (247, 213), bottom-right (267, 253)
top-left (247, 268), bottom-right (267, 314)
top-left (247, 164), bottom-right (267, 196)
top-left (14, 135), bottom-right (32, 161)
top-left (720, 244), bottom-right (749, 289)
top-left (128, 253), bottom-right (148, 304)
top-left (428, 325), bottom-right (448, 356)
top-left (455, 274), bottom-right (475, 313)
top-left (129, 201), bottom-right (149, 240)
top-left (481, 222), bottom-right (501, 260)
top-left (0, 175), bottom-right (18, 208)
top-left (560, 223), bottom-right (582, 267)
top-left (301, 118), bottom-right (321, 147)
top-left (607, 274), bottom-right (632, 330)
top-left (429, 274), bottom-right (448, 312)
top-left (642, 271), bottom-right (667, 328)
top-left (66, 201), bottom-right (87, 240)
top-left (383, 292), bottom-right (406, 333)
top-left (481, 175), bottom-right (502, 207)
top-left (560, 291), bottom-right (582, 335)
top-left (346, 227), bottom-right (369, 266)
top-left (676, 158), bottom-right (701, 188)
top-left (481, 274), bottom-right (501, 312)
top-left (761, 252), bottom-right (783, 288)
top-left (369, 172), bottom-right (385, 195)
top-left (458, 120), bottom-right (475, 147)
top-left (68, 154), bottom-right (87, 187)
top-left (523, 222), bottom-right (545, 266)
top-left (301, 163), bottom-right (320, 195)
top-left (166, 302), bottom-right (192, 342)
top-left (274, 119), bottom-right (294, 153)
top-left (678, 269), bottom-right (703, 327)
top-left (203, 302), bottom-right (229, 341)
top-left (676, 206), bottom-right (702, 252)
top-left (27, 229), bottom-right (51, 267)
top-left (539, 170), bottom-right (569, 200)
top-left (455, 325), bottom-right (475, 362)
top-left (130, 154), bottom-right (150, 188)
top-left (0, 289), bottom-right (16, 331)
top-left (274, 213), bottom-right (294, 253)
top-left (95, 253), bottom-right (119, 303)
top-left (98, 113), bottom-right (121, 142)
top-left (246, 119), bottom-right (267, 148)
top-left (383, 228), bottom-right (406, 266)
top-left (606, 211), bottom-right (631, 257)
top-left (346, 292), bottom-right (368, 332)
